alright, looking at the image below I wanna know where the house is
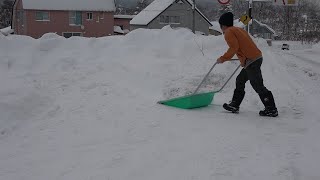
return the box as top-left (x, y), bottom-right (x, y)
top-left (114, 14), bottom-right (135, 35)
top-left (130, 0), bottom-right (212, 35)
top-left (250, 19), bottom-right (277, 40)
top-left (12, 0), bottom-right (116, 38)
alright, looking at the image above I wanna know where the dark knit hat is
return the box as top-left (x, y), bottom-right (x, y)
top-left (219, 12), bottom-right (234, 27)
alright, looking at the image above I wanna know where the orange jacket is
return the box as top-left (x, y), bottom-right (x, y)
top-left (220, 26), bottom-right (262, 67)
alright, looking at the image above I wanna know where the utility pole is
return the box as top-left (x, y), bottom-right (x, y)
top-left (248, 0), bottom-right (253, 34)
top-left (192, 0), bottom-right (196, 33)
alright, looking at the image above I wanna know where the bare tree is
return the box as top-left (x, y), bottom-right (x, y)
top-left (230, 0), bottom-right (319, 42)
top-left (136, 0), bottom-right (150, 12)
top-left (0, 0), bottom-right (14, 28)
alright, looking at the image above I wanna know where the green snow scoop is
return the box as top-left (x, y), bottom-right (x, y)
top-left (158, 61), bottom-right (241, 109)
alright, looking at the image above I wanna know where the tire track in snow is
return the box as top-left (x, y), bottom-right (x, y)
top-left (284, 50), bottom-right (320, 68)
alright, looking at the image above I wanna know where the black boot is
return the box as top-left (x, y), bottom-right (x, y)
top-left (259, 91), bottom-right (278, 117)
top-left (223, 90), bottom-right (245, 113)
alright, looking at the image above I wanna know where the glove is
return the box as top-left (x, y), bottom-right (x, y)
top-left (216, 57), bottom-right (224, 64)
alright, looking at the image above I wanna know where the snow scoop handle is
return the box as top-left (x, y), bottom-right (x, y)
top-left (216, 64), bottom-right (241, 93)
top-left (193, 59), bottom-right (240, 95)
top-left (192, 62), bottom-right (218, 95)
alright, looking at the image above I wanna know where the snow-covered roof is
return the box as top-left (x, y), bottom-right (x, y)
top-left (21, 0), bottom-right (115, 11)
top-left (130, 0), bottom-right (174, 25)
top-left (114, 15), bottom-right (136, 19)
top-left (209, 21), bottom-right (222, 33)
top-left (114, 26), bottom-right (124, 34)
top-left (130, 0), bottom-right (211, 26)
top-left (253, 19), bottom-right (277, 36)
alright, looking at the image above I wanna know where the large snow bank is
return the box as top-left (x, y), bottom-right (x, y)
top-left (1, 26), bottom-right (320, 180)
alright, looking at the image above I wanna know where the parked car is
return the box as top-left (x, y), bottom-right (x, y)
top-left (282, 43), bottom-right (290, 50)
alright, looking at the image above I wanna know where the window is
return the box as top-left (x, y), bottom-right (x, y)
top-left (15, 10), bottom-right (24, 24)
top-left (170, 16), bottom-right (180, 24)
top-left (160, 15), bottom-right (180, 24)
top-left (87, 12), bottom-right (93, 20)
top-left (96, 12), bottom-right (104, 22)
top-left (160, 15), bottom-right (169, 24)
top-left (35, 11), bottom-right (50, 21)
top-left (18, 12), bottom-right (23, 25)
top-left (264, 33), bottom-right (271, 39)
top-left (72, 33), bottom-right (82, 36)
top-left (63, 32), bottom-right (82, 38)
top-left (69, 11), bottom-right (82, 25)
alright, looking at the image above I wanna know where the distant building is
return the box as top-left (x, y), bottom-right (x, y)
top-left (130, 0), bottom-right (212, 35)
top-left (12, 0), bottom-right (116, 38)
top-left (250, 19), bottom-right (278, 40)
top-left (114, 15), bottom-right (135, 35)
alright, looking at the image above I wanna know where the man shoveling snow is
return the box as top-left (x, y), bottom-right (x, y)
top-left (216, 12), bottom-right (278, 117)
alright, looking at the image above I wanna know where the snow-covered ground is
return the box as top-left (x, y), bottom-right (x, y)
top-left (1, 27), bottom-right (320, 180)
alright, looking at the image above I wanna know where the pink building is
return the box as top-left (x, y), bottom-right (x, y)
top-left (12, 0), bottom-right (116, 38)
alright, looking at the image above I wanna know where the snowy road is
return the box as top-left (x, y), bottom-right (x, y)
top-left (282, 49), bottom-right (320, 68)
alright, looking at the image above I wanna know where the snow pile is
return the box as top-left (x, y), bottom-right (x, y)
top-left (114, 26), bottom-right (124, 34)
top-left (0, 31), bottom-right (4, 37)
top-left (1, 27), bottom-right (320, 180)
top-left (0, 26), bottom-right (13, 36)
top-left (313, 42), bottom-right (320, 50)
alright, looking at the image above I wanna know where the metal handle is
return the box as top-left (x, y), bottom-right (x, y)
top-left (215, 64), bottom-right (241, 93)
top-left (192, 62), bottom-right (218, 95)
top-left (193, 59), bottom-right (241, 95)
